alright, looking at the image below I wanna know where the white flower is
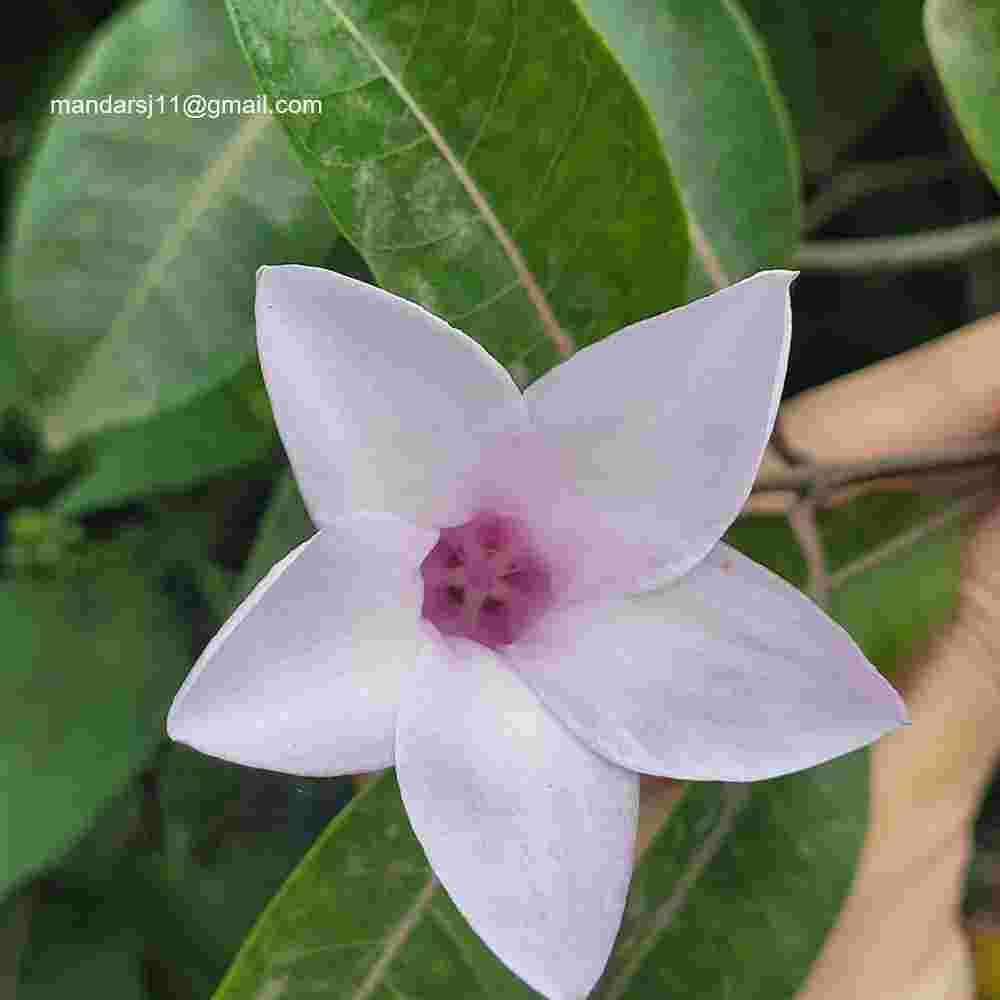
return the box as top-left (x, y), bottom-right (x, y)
top-left (168, 266), bottom-right (906, 1000)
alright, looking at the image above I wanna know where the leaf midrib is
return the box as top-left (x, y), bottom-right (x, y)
top-left (352, 874), bottom-right (439, 1000)
top-left (594, 784), bottom-right (751, 1000)
top-left (48, 113), bottom-right (273, 446)
top-left (319, 0), bottom-right (572, 357)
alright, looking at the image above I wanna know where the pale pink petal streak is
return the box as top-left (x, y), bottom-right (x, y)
top-left (524, 270), bottom-right (796, 591)
top-left (396, 640), bottom-right (638, 1000)
top-left (255, 265), bottom-right (530, 528)
top-left (509, 543), bottom-right (907, 782)
top-left (167, 513), bottom-right (440, 776)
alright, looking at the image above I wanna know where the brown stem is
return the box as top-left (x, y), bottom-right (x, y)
top-left (788, 499), bottom-right (831, 607)
top-left (795, 217), bottom-right (1000, 272)
top-left (768, 415), bottom-right (833, 604)
top-left (752, 434), bottom-right (1000, 496)
top-left (803, 156), bottom-right (961, 233)
top-left (769, 414), bottom-right (812, 467)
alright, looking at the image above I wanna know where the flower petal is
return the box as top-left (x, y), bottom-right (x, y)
top-left (525, 271), bottom-right (795, 589)
top-left (396, 639), bottom-right (638, 1000)
top-left (509, 543), bottom-right (907, 782)
top-left (168, 513), bottom-right (439, 776)
top-left (256, 265), bottom-right (529, 527)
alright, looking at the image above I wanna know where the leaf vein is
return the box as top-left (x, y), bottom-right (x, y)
top-left (448, 276), bottom-right (521, 322)
top-left (352, 875), bottom-right (438, 1000)
top-left (426, 904), bottom-right (492, 998)
top-left (460, 0), bottom-right (517, 167)
top-left (331, 132), bottom-right (432, 168)
top-left (513, 31), bottom-right (594, 236)
top-left (53, 113), bottom-right (272, 436)
top-left (320, 0), bottom-right (572, 357)
top-left (594, 784), bottom-right (751, 1000)
top-left (398, 0), bottom-right (431, 81)
top-left (364, 216), bottom-right (480, 253)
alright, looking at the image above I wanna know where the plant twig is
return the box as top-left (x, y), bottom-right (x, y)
top-left (769, 416), bottom-right (832, 605)
top-left (689, 218), bottom-right (728, 290)
top-left (795, 216), bottom-right (1000, 272)
top-left (325, 0), bottom-right (573, 358)
top-left (752, 434), bottom-right (1000, 495)
top-left (753, 430), bottom-right (1000, 591)
top-left (803, 156), bottom-right (960, 233)
top-left (788, 499), bottom-right (831, 606)
top-left (768, 415), bottom-right (812, 467)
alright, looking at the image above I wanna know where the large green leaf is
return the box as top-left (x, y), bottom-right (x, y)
top-left (5, 0), bottom-right (333, 449)
top-left (0, 528), bottom-right (193, 892)
top-left (745, 0), bottom-right (925, 175)
top-left (574, 0), bottom-right (800, 289)
top-left (226, 0), bottom-right (689, 378)
top-left (825, 493), bottom-right (962, 670)
top-left (595, 754), bottom-right (866, 999)
top-left (143, 746), bottom-right (326, 997)
top-left (15, 888), bottom-right (147, 1000)
top-left (726, 491), bottom-right (962, 673)
top-left (213, 755), bottom-right (865, 1000)
top-left (212, 772), bottom-right (545, 1000)
top-left (0, 303), bottom-right (25, 415)
top-left (800, 0), bottom-right (926, 172)
top-left (927, 0), bottom-right (1000, 193)
top-left (53, 364), bottom-right (276, 515)
top-left (739, 0), bottom-right (819, 139)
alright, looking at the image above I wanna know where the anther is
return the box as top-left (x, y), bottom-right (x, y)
top-left (420, 512), bottom-right (552, 649)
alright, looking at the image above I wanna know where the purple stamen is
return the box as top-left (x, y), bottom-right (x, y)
top-left (420, 512), bottom-right (553, 649)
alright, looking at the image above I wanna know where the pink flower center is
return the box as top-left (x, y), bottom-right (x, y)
top-left (420, 513), bottom-right (553, 649)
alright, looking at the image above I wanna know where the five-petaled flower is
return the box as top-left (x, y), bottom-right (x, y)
top-left (168, 265), bottom-right (906, 1000)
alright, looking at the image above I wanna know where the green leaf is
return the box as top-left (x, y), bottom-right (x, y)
top-left (15, 887), bottom-right (147, 1000)
top-left (5, 0), bottom-right (333, 449)
top-left (0, 528), bottom-right (193, 893)
top-left (1, 888), bottom-right (32, 994)
top-left (799, 0), bottom-right (926, 172)
top-left (596, 754), bottom-right (866, 999)
top-left (574, 0), bottom-right (800, 285)
top-left (725, 491), bottom-right (962, 673)
top-left (214, 755), bottom-right (865, 1000)
top-left (53, 364), bottom-right (276, 515)
top-left (747, 0), bottom-right (926, 174)
top-left (0, 302), bottom-right (27, 416)
top-left (826, 494), bottom-right (962, 672)
top-left (739, 0), bottom-right (819, 139)
top-left (146, 746), bottom-right (325, 995)
top-left (214, 772), bottom-right (540, 1000)
top-left (226, 0), bottom-right (689, 378)
top-left (927, 0), bottom-right (1000, 193)
top-left (53, 777), bottom-right (144, 890)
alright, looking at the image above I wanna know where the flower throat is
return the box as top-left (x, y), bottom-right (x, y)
top-left (420, 513), bottom-right (553, 649)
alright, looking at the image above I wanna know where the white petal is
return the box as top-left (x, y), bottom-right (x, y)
top-left (525, 271), bottom-right (795, 589)
top-left (256, 265), bottom-right (529, 527)
top-left (509, 544), bottom-right (907, 782)
top-left (168, 513), bottom-right (440, 776)
top-left (396, 640), bottom-right (638, 1000)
